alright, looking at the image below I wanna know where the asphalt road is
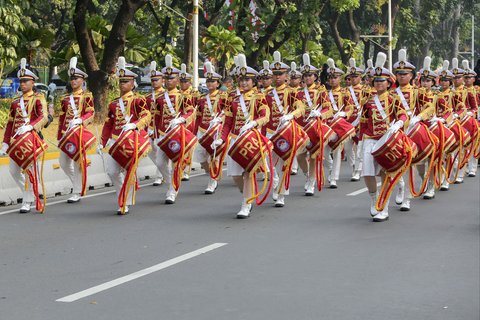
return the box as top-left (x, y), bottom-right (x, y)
top-left (0, 161), bottom-right (478, 320)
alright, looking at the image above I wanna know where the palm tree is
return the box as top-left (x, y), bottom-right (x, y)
top-left (202, 25), bottom-right (245, 77)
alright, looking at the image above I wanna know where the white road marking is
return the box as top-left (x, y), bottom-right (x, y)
top-left (346, 182), bottom-right (381, 196)
top-left (0, 170), bottom-right (217, 216)
top-left (56, 242), bottom-right (228, 303)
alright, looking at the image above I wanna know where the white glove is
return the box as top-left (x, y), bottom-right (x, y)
top-left (122, 123), bottom-right (137, 131)
top-left (0, 143), bottom-right (8, 156)
top-left (453, 113), bottom-right (459, 119)
top-left (280, 114), bottom-right (293, 124)
top-left (388, 120), bottom-right (403, 133)
top-left (239, 120), bottom-right (257, 135)
top-left (409, 115), bottom-right (421, 127)
top-left (309, 109), bottom-right (322, 118)
top-left (210, 138), bottom-right (223, 149)
top-left (466, 111), bottom-right (474, 117)
top-left (148, 128), bottom-right (155, 136)
top-left (334, 111), bottom-right (346, 118)
top-left (170, 117), bottom-right (186, 129)
top-left (211, 117), bottom-right (223, 126)
top-left (70, 118), bottom-right (83, 127)
top-left (96, 144), bottom-right (104, 155)
top-left (15, 124), bottom-right (33, 136)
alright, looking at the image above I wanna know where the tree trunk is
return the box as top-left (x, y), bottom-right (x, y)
top-left (74, 0), bottom-right (147, 121)
top-left (183, 5), bottom-right (193, 68)
top-left (328, 12), bottom-right (349, 64)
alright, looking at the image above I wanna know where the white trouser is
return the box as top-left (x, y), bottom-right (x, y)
top-left (59, 151), bottom-right (82, 194)
top-left (104, 153), bottom-right (133, 206)
top-left (155, 147), bottom-right (172, 188)
top-left (361, 138), bottom-right (380, 177)
top-left (355, 140), bottom-right (363, 172)
top-left (148, 139), bottom-right (162, 179)
top-left (344, 139), bottom-right (357, 170)
top-left (468, 155), bottom-right (478, 174)
top-left (9, 161), bottom-right (35, 204)
top-left (273, 154), bottom-right (289, 196)
top-left (324, 145), bottom-right (342, 181)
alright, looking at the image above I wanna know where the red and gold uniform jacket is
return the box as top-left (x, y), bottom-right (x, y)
top-left (359, 91), bottom-right (409, 140)
top-left (295, 83), bottom-right (333, 127)
top-left (3, 91), bottom-right (48, 145)
top-left (57, 90), bottom-right (94, 140)
top-left (145, 88), bottom-right (165, 139)
top-left (434, 89), bottom-right (453, 123)
top-left (327, 86), bottom-right (355, 124)
top-left (221, 89), bottom-right (270, 141)
top-left (194, 89), bottom-right (227, 135)
top-left (101, 91), bottom-right (151, 146)
top-left (391, 84), bottom-right (417, 118)
top-left (153, 88), bottom-right (194, 136)
top-left (345, 84), bottom-right (364, 123)
top-left (465, 85), bottom-right (478, 117)
top-left (413, 87), bottom-right (435, 121)
top-left (181, 87), bottom-right (200, 132)
top-left (451, 85), bottom-right (467, 119)
top-left (264, 83), bottom-right (305, 134)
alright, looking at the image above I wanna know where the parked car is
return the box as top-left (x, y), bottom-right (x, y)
top-left (34, 83), bottom-right (50, 98)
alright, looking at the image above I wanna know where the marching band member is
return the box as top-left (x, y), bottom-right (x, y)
top-left (265, 51), bottom-right (305, 207)
top-left (258, 60), bottom-right (273, 93)
top-left (99, 57), bottom-right (151, 214)
top-left (411, 56), bottom-right (436, 199)
top-left (344, 58), bottom-right (365, 182)
top-left (57, 57), bottom-right (94, 203)
top-left (296, 53), bottom-right (333, 196)
top-left (179, 63), bottom-right (198, 181)
top-left (0, 58), bottom-right (48, 213)
top-left (194, 62), bottom-right (227, 194)
top-left (436, 61), bottom-right (455, 191)
top-left (145, 61), bottom-right (165, 186)
top-left (461, 60), bottom-right (479, 177)
top-left (153, 55), bottom-right (194, 204)
top-left (324, 58), bottom-right (355, 188)
top-left (450, 58), bottom-right (468, 184)
top-left (211, 54), bottom-right (270, 218)
top-left (360, 52), bottom-right (409, 222)
top-left (288, 61), bottom-right (303, 175)
top-left (392, 49), bottom-right (417, 211)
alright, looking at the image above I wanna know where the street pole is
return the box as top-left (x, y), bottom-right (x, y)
top-left (472, 15), bottom-right (475, 68)
top-left (388, 0), bottom-right (392, 72)
top-left (192, 0), bottom-right (199, 91)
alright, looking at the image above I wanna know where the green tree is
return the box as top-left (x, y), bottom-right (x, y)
top-left (0, 0), bottom-right (27, 78)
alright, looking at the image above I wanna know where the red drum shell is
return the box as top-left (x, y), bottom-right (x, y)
top-left (429, 122), bottom-right (456, 155)
top-left (109, 130), bottom-right (151, 169)
top-left (58, 126), bottom-right (96, 162)
top-left (461, 115), bottom-right (479, 142)
top-left (228, 129), bottom-right (273, 172)
top-left (327, 117), bottom-right (356, 150)
top-left (450, 123), bottom-right (471, 150)
top-left (270, 121), bottom-right (309, 161)
top-left (406, 122), bottom-right (435, 164)
top-left (158, 124), bottom-right (198, 162)
top-left (198, 123), bottom-right (226, 157)
top-left (8, 131), bottom-right (48, 170)
top-left (372, 130), bottom-right (417, 173)
top-left (303, 119), bottom-right (333, 157)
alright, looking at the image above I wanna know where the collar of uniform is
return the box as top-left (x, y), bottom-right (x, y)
top-left (241, 88), bottom-right (256, 98)
top-left (168, 87), bottom-right (180, 94)
top-left (121, 91), bottom-right (134, 100)
top-left (331, 86), bottom-right (341, 92)
top-left (154, 88), bottom-right (164, 95)
top-left (22, 91), bottom-right (34, 98)
top-left (275, 83), bottom-right (287, 92)
top-left (454, 84), bottom-right (464, 90)
top-left (209, 89), bottom-right (219, 97)
top-left (399, 83), bottom-right (413, 91)
top-left (307, 83), bottom-right (316, 90)
top-left (377, 91), bottom-right (389, 99)
top-left (73, 89), bottom-right (83, 95)
top-left (352, 83), bottom-right (362, 90)
top-left (182, 88), bottom-right (192, 94)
